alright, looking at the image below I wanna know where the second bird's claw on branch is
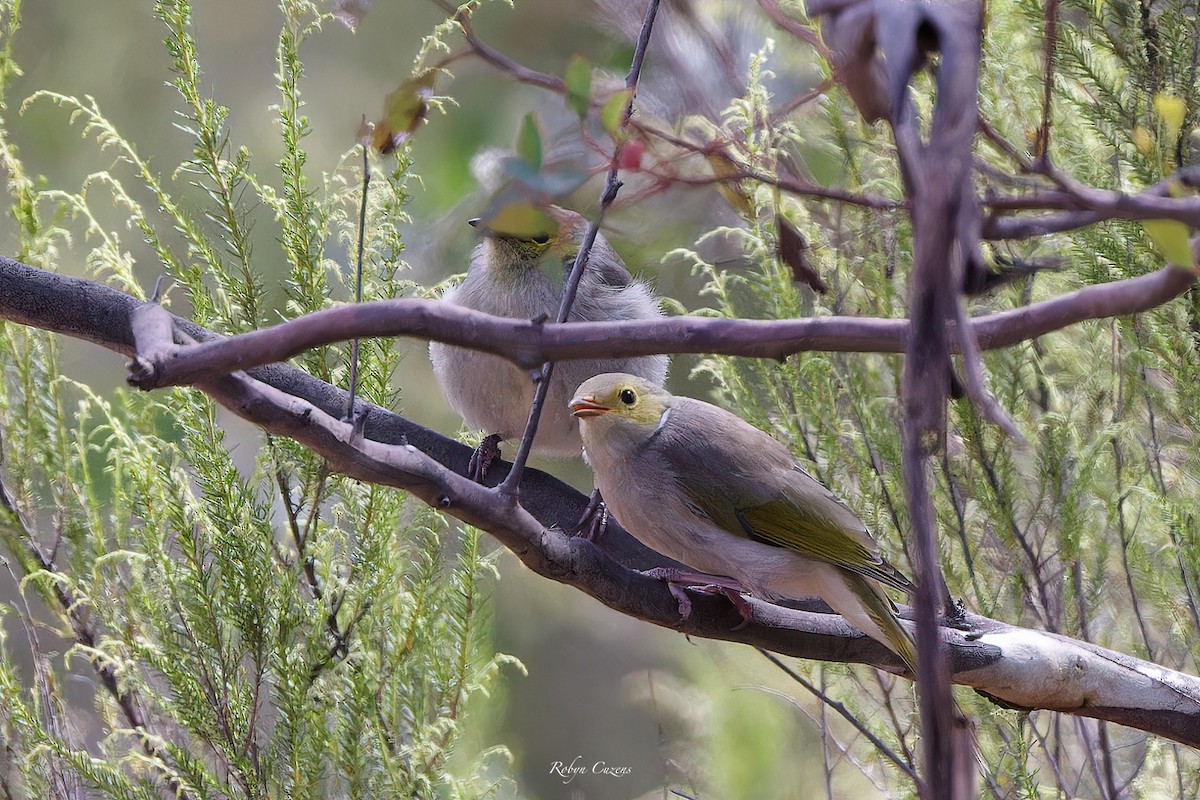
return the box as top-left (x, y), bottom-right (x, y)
top-left (468, 433), bottom-right (503, 483)
top-left (125, 355), bottom-right (157, 388)
top-left (641, 567), bottom-right (753, 629)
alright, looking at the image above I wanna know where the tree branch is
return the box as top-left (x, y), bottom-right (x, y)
top-left (0, 259), bottom-right (1174, 391)
top-left (3, 258), bottom-right (1200, 747)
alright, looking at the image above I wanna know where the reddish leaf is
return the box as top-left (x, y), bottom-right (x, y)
top-left (617, 140), bottom-right (644, 171)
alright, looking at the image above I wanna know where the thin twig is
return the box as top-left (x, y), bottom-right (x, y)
top-left (498, 0), bottom-right (661, 496)
top-left (629, 118), bottom-right (900, 209)
top-left (952, 299), bottom-right (1025, 441)
top-left (343, 144), bottom-right (370, 423)
top-left (1033, 0), bottom-right (1060, 168)
top-left (758, 649), bottom-right (921, 786)
top-left (447, 1), bottom-right (565, 93)
top-left (756, 0), bottom-right (827, 55)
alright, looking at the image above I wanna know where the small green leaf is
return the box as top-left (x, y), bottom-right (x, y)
top-left (516, 113), bottom-right (542, 170)
top-left (565, 56), bottom-right (592, 119)
top-left (1142, 218), bottom-right (1193, 267)
top-left (600, 89), bottom-right (632, 139)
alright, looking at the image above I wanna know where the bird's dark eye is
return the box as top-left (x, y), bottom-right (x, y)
top-left (619, 388), bottom-right (636, 405)
top-left (531, 233), bottom-right (550, 245)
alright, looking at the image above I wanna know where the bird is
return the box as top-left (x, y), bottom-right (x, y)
top-left (430, 206), bottom-right (668, 478)
top-left (568, 373), bottom-right (917, 670)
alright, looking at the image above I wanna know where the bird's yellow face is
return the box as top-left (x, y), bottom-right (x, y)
top-left (569, 373), bottom-right (667, 429)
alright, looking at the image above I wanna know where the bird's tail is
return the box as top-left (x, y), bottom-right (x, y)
top-left (833, 572), bottom-right (917, 673)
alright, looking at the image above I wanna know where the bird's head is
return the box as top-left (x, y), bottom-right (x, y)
top-left (569, 373), bottom-right (670, 444)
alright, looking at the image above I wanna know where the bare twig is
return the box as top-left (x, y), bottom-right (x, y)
top-left (757, 0), bottom-right (827, 55)
top-left (952, 300), bottom-right (1025, 441)
top-left (447, 2), bottom-right (565, 93)
top-left (498, 0), bottom-right (661, 496)
top-left (629, 118), bottom-right (900, 209)
top-left (759, 649), bottom-right (921, 784)
top-left (343, 143), bottom-right (370, 424)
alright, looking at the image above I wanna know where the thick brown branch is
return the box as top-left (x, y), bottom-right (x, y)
top-left (4, 258), bottom-right (1200, 746)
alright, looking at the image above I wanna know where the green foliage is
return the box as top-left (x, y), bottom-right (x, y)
top-left (676, 0), bottom-right (1200, 796)
top-left (2, 0), bottom-right (1199, 796)
top-left (0, 1), bottom-right (515, 797)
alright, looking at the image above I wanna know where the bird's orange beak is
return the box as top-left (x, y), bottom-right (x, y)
top-left (569, 395), bottom-right (611, 418)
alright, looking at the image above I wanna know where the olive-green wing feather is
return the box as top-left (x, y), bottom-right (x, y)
top-left (736, 496), bottom-right (913, 593)
top-left (658, 398), bottom-right (913, 593)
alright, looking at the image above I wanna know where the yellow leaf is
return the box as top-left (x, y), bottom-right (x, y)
top-left (1153, 92), bottom-right (1186, 147)
top-left (370, 68), bottom-right (438, 154)
top-left (1142, 219), bottom-right (1194, 267)
top-left (705, 152), bottom-right (754, 216)
top-left (600, 89), bottom-right (632, 139)
top-left (1132, 126), bottom-right (1154, 156)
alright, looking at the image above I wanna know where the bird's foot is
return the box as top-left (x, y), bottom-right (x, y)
top-left (570, 489), bottom-right (608, 541)
top-left (641, 567), bottom-right (753, 630)
top-left (467, 433), bottom-right (503, 483)
top-left (944, 596), bottom-right (972, 629)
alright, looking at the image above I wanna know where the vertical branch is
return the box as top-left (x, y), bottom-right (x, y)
top-left (499, 0), bottom-right (662, 495)
top-left (819, 665), bottom-right (834, 800)
top-left (887, 5), bottom-right (986, 798)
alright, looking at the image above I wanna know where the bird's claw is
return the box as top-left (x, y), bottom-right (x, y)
top-left (570, 489), bottom-right (609, 541)
top-left (468, 433), bottom-right (502, 483)
top-left (641, 567), bottom-right (753, 630)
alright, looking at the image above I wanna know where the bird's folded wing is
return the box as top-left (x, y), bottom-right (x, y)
top-left (730, 498), bottom-right (907, 591)
top-left (658, 399), bottom-right (914, 594)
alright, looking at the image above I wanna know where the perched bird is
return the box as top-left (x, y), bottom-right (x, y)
top-left (569, 373), bottom-right (917, 670)
top-left (430, 207), bottom-right (668, 476)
